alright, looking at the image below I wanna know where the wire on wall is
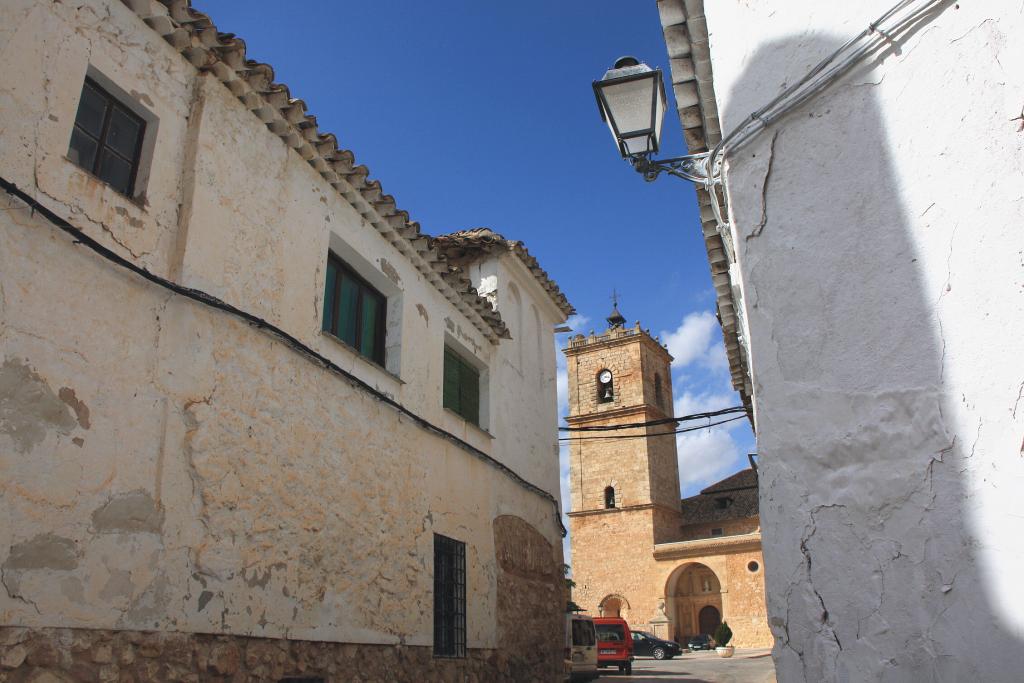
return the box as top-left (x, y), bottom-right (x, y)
top-left (703, 0), bottom-right (948, 232)
top-left (0, 176), bottom-right (569, 538)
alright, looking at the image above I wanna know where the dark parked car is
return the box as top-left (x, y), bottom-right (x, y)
top-left (687, 634), bottom-right (712, 651)
top-left (630, 631), bottom-right (682, 660)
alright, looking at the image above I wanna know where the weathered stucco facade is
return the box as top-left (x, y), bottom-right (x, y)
top-left (565, 320), bottom-right (769, 648)
top-left (657, 0), bottom-right (1024, 679)
top-left (0, 1), bottom-right (572, 680)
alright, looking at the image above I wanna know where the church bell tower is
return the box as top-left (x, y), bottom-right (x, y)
top-left (564, 305), bottom-right (681, 618)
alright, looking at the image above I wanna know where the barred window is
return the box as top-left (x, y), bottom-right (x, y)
top-left (433, 533), bottom-right (466, 658)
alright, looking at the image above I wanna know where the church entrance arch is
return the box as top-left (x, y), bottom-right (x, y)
top-left (664, 562), bottom-right (723, 641)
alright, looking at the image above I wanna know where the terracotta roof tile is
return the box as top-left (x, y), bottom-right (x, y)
top-left (700, 468), bottom-right (758, 495)
top-left (125, 0), bottom-right (512, 342)
top-left (432, 228), bottom-right (575, 318)
top-left (680, 468), bottom-right (759, 525)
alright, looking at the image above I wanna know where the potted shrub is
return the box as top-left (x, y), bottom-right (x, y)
top-left (713, 622), bottom-right (734, 658)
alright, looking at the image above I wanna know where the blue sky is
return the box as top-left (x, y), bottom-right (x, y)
top-left (208, 0), bottom-right (755, 555)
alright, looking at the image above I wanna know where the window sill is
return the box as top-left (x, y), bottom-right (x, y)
top-left (321, 330), bottom-right (404, 385)
top-left (443, 408), bottom-right (494, 440)
top-left (64, 156), bottom-right (148, 209)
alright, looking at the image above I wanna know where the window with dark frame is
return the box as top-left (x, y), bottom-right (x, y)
top-left (443, 346), bottom-right (480, 426)
top-left (68, 78), bottom-right (146, 197)
top-left (433, 533), bottom-right (466, 658)
top-left (322, 253), bottom-right (387, 366)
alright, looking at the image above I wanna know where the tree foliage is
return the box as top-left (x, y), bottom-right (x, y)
top-left (713, 621), bottom-right (733, 647)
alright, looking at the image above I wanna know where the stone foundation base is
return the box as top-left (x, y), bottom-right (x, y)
top-left (0, 627), bottom-right (549, 682)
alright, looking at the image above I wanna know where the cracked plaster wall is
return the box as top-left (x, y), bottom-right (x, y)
top-left (701, 1), bottom-right (1024, 680)
top-left (0, 0), bottom-right (565, 653)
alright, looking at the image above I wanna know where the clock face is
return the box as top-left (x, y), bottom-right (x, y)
top-left (599, 370), bottom-right (613, 384)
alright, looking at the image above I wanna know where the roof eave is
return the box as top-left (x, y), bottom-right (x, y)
top-left (124, 0), bottom-right (508, 344)
top-left (656, 0), bottom-right (754, 417)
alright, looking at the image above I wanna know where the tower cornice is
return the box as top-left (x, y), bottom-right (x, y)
top-left (565, 404), bottom-right (675, 425)
top-left (563, 321), bottom-right (673, 363)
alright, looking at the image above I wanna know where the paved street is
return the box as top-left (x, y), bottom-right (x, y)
top-left (597, 649), bottom-right (776, 683)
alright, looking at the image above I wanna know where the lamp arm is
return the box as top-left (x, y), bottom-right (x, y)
top-left (631, 152), bottom-right (720, 186)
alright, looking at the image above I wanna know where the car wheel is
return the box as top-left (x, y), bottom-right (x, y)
top-left (653, 647), bottom-right (666, 660)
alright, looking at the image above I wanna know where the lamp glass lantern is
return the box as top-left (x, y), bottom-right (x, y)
top-left (593, 56), bottom-right (667, 159)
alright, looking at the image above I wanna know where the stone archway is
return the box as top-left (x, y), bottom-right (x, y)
top-left (664, 562), bottom-right (723, 640)
top-left (598, 594), bottom-right (630, 619)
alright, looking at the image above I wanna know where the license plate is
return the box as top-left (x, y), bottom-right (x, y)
top-left (599, 649), bottom-right (616, 654)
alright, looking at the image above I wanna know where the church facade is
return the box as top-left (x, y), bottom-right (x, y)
top-left (564, 312), bottom-right (772, 648)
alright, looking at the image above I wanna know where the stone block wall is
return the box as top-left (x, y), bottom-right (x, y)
top-left (0, 627), bottom-right (521, 682)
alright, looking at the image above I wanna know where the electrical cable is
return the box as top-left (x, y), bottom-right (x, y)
top-left (701, 0), bottom-right (948, 231)
top-left (558, 414), bottom-right (748, 442)
top-left (0, 176), bottom-right (569, 538)
top-left (559, 405), bottom-right (746, 432)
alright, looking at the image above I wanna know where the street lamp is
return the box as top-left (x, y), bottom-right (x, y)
top-left (593, 56), bottom-right (719, 185)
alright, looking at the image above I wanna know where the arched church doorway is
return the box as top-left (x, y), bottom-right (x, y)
top-left (664, 563), bottom-right (723, 640)
top-left (698, 605), bottom-right (721, 635)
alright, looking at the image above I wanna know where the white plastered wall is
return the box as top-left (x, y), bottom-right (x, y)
top-left (700, 1), bottom-right (1024, 679)
top-left (0, 0), bottom-right (565, 648)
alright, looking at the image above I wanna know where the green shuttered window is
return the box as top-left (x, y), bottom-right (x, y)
top-left (322, 254), bottom-right (387, 366)
top-left (443, 346), bottom-right (480, 426)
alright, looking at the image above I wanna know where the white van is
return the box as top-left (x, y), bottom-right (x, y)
top-left (566, 613), bottom-right (599, 682)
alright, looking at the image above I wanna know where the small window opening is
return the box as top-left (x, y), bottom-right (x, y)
top-left (604, 486), bottom-right (616, 509)
top-left (322, 253), bottom-right (387, 365)
top-left (433, 533), bottom-right (467, 658)
top-left (597, 369), bottom-right (614, 404)
top-left (443, 346), bottom-right (481, 426)
top-left (747, 561), bottom-right (760, 573)
top-left (68, 77), bottom-right (146, 197)
top-left (715, 497), bottom-right (732, 510)
top-left (710, 528), bottom-right (724, 537)
top-left (654, 373), bottom-right (664, 409)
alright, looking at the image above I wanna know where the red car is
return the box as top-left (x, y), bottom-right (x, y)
top-left (593, 617), bottom-right (634, 674)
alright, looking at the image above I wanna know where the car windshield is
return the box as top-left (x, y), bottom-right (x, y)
top-left (596, 623), bottom-right (625, 642)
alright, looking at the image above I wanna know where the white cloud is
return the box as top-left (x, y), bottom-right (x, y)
top-left (673, 390), bottom-right (740, 420)
top-left (556, 368), bottom-right (568, 414)
top-left (676, 427), bottom-right (749, 498)
top-left (565, 313), bottom-right (590, 333)
top-left (660, 311), bottom-right (719, 368)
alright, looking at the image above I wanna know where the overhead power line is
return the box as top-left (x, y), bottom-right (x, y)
top-left (558, 415), bottom-right (748, 442)
top-left (559, 406), bottom-right (747, 432)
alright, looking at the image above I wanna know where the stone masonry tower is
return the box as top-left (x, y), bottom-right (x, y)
top-left (564, 306), bottom-right (681, 623)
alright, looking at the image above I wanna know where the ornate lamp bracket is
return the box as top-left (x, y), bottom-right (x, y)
top-left (631, 152), bottom-right (721, 187)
